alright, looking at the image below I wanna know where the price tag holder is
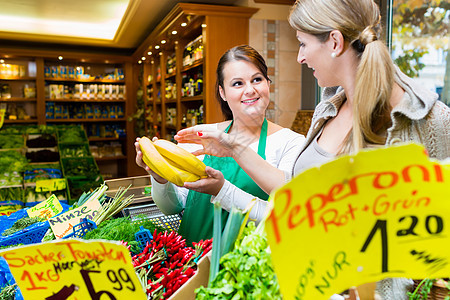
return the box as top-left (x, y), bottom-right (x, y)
top-left (0, 239), bottom-right (147, 300)
top-left (49, 199), bottom-right (101, 239)
top-left (36, 178), bottom-right (67, 192)
top-left (27, 194), bottom-right (63, 220)
top-left (265, 144), bottom-right (450, 300)
top-left (0, 103), bottom-right (6, 128)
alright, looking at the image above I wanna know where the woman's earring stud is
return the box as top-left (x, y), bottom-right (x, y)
top-left (331, 52), bottom-right (337, 58)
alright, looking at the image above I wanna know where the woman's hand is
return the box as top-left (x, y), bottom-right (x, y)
top-left (135, 137), bottom-right (168, 184)
top-left (183, 166), bottom-right (225, 196)
top-left (175, 126), bottom-right (237, 157)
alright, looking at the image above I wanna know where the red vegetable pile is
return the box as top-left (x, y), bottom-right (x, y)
top-left (132, 229), bottom-right (212, 299)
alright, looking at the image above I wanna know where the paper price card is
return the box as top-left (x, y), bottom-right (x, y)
top-left (265, 144), bottom-right (450, 300)
top-left (27, 194), bottom-right (63, 220)
top-left (0, 239), bottom-right (147, 300)
top-left (36, 178), bottom-right (67, 192)
top-left (49, 199), bottom-right (101, 239)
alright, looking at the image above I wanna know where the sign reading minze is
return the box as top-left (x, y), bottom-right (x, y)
top-left (49, 199), bottom-right (101, 239)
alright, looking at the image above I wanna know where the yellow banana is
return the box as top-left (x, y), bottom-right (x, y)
top-left (153, 139), bottom-right (207, 177)
top-left (139, 137), bottom-right (200, 186)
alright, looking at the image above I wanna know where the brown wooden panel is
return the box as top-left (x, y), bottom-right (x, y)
top-left (254, 0), bottom-right (295, 4)
top-left (203, 15), bottom-right (250, 123)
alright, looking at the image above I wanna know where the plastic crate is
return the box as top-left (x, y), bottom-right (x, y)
top-left (66, 175), bottom-right (104, 203)
top-left (0, 221), bottom-right (50, 247)
top-left (122, 203), bottom-right (182, 231)
top-left (57, 125), bottom-right (88, 144)
top-left (58, 143), bottom-right (91, 158)
top-left (61, 157), bottom-right (100, 178)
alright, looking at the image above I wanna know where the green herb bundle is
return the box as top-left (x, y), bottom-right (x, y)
top-left (84, 216), bottom-right (163, 254)
top-left (2, 216), bottom-right (42, 237)
top-left (196, 222), bottom-right (282, 300)
top-left (0, 283), bottom-right (17, 300)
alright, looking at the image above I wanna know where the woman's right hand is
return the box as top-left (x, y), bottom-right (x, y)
top-left (174, 126), bottom-right (237, 157)
top-left (135, 137), bottom-right (168, 184)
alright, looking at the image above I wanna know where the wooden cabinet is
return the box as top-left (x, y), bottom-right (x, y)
top-left (0, 57), bottom-right (41, 124)
top-left (0, 50), bottom-right (133, 178)
top-left (133, 3), bottom-right (259, 140)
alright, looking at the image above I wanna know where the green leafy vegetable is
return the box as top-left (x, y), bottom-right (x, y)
top-left (196, 222), bottom-right (282, 300)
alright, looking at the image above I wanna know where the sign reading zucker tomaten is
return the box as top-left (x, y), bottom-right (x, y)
top-left (265, 144), bottom-right (450, 300)
top-left (0, 239), bottom-right (147, 299)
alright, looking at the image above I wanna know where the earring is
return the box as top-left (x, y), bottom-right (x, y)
top-left (331, 52), bottom-right (337, 58)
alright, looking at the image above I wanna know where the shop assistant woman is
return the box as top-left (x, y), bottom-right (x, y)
top-left (135, 45), bottom-right (305, 244)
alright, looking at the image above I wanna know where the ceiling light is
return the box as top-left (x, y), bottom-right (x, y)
top-left (161, 40), bottom-right (166, 44)
top-left (147, 51), bottom-right (152, 55)
top-left (0, 59), bottom-right (4, 64)
top-left (155, 45), bottom-right (160, 49)
top-left (171, 30), bottom-right (177, 35)
top-left (138, 60), bottom-right (142, 64)
top-left (58, 56), bottom-right (63, 60)
top-left (201, 24), bottom-right (207, 28)
top-left (181, 22), bottom-right (187, 27)
top-left (141, 56), bottom-right (146, 60)
top-left (159, 52), bottom-right (162, 56)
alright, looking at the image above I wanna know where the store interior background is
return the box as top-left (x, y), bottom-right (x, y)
top-left (0, 0), bottom-right (447, 179)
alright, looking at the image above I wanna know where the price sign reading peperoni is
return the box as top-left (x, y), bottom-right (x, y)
top-left (265, 144), bottom-right (450, 300)
top-left (0, 239), bottom-right (147, 299)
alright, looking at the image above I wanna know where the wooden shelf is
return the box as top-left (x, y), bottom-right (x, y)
top-left (181, 59), bottom-right (203, 72)
top-left (0, 97), bottom-right (36, 102)
top-left (46, 118), bottom-right (126, 122)
top-left (0, 76), bottom-right (36, 81)
top-left (46, 98), bottom-right (126, 103)
top-left (88, 137), bottom-right (125, 142)
top-left (44, 78), bottom-right (125, 83)
top-left (4, 118), bottom-right (38, 123)
top-left (165, 72), bottom-right (176, 80)
top-left (181, 95), bottom-right (203, 102)
top-left (95, 155), bottom-right (127, 161)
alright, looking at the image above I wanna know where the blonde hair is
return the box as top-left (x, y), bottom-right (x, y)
top-left (289, 0), bottom-right (395, 153)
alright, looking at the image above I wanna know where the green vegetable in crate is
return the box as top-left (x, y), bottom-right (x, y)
top-left (0, 150), bottom-right (28, 173)
top-left (0, 134), bottom-right (23, 149)
top-left (2, 216), bottom-right (43, 236)
top-left (84, 216), bottom-right (163, 254)
top-left (63, 158), bottom-right (98, 176)
top-left (58, 127), bottom-right (85, 143)
top-left (195, 222), bottom-right (282, 300)
top-left (0, 283), bottom-right (18, 300)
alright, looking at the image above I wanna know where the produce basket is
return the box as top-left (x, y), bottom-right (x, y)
top-left (26, 133), bottom-right (57, 148)
top-left (0, 134), bottom-right (25, 152)
top-left (122, 202), bottom-right (182, 231)
top-left (57, 125), bottom-right (88, 144)
top-left (58, 142), bottom-right (91, 158)
top-left (61, 157), bottom-right (100, 178)
top-left (66, 175), bottom-right (104, 203)
top-left (411, 279), bottom-right (450, 300)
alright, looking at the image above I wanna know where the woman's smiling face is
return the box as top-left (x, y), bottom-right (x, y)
top-left (219, 60), bottom-right (270, 120)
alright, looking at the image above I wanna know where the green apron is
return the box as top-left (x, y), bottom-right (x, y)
top-left (178, 118), bottom-right (269, 244)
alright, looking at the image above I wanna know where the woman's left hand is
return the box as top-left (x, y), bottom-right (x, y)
top-left (183, 166), bottom-right (225, 196)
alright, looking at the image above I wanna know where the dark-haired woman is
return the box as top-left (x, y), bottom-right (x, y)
top-left (135, 45), bottom-right (305, 244)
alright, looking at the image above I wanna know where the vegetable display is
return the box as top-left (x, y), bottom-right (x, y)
top-left (196, 222), bottom-right (282, 299)
top-left (133, 229), bottom-right (212, 299)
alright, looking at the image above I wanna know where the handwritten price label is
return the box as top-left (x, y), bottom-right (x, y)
top-left (265, 144), bottom-right (450, 300)
top-left (49, 199), bottom-right (101, 239)
top-left (27, 194), bottom-right (63, 220)
top-left (35, 178), bottom-right (67, 192)
top-left (0, 239), bottom-right (147, 300)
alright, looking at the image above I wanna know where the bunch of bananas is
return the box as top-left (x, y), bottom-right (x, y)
top-left (139, 137), bottom-right (207, 186)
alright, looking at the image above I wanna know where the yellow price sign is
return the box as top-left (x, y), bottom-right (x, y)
top-left (35, 178), bottom-right (67, 192)
top-left (0, 239), bottom-right (147, 300)
top-left (265, 144), bottom-right (450, 300)
top-left (27, 194), bottom-right (63, 220)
